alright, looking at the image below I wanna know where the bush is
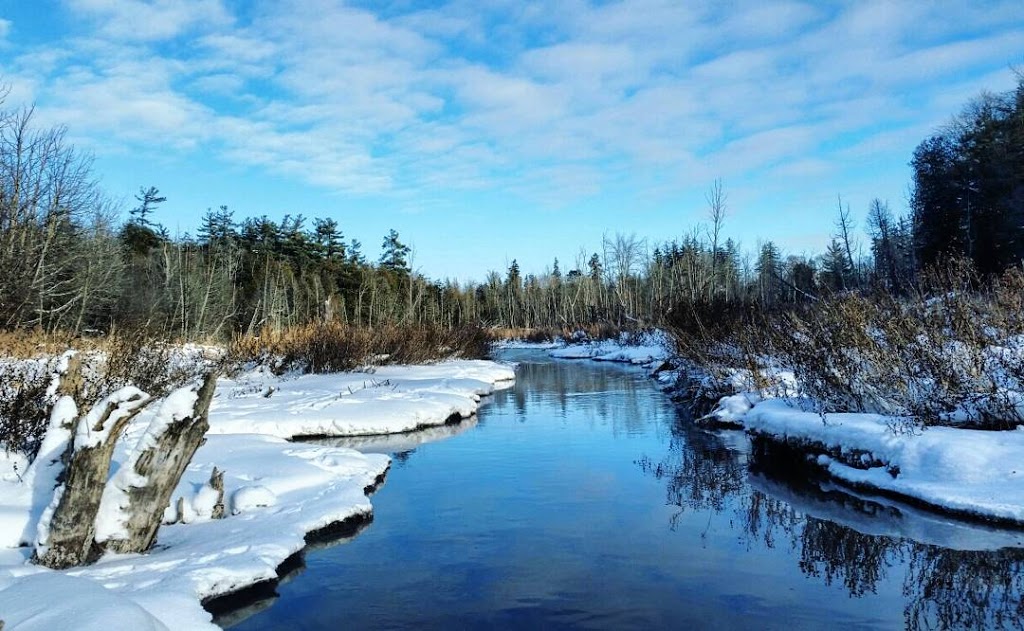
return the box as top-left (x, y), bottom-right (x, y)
top-left (230, 322), bottom-right (491, 374)
top-left (486, 323), bottom-right (624, 344)
top-left (0, 357), bottom-right (58, 457)
top-left (745, 261), bottom-right (1024, 429)
top-left (0, 328), bottom-right (202, 458)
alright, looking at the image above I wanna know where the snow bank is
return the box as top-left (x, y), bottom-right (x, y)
top-left (209, 359), bottom-right (515, 439)
top-left (491, 339), bottom-right (561, 350)
top-left (0, 357), bottom-right (515, 628)
top-left (0, 430), bottom-right (388, 629)
top-left (548, 330), bottom-right (673, 365)
top-left (719, 395), bottom-right (1024, 525)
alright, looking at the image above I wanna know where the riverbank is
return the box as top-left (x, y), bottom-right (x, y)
top-left (537, 329), bottom-right (1024, 529)
top-left (0, 358), bottom-right (515, 629)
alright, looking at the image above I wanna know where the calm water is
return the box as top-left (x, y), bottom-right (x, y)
top-left (221, 350), bottom-right (1024, 630)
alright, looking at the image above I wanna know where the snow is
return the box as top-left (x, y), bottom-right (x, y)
top-left (230, 485), bottom-right (277, 514)
top-left (209, 359), bottom-right (515, 439)
top-left (311, 416), bottom-right (479, 454)
top-left (74, 386), bottom-right (149, 450)
top-left (0, 572), bottom-right (170, 630)
top-left (548, 329), bottom-right (673, 365)
top-left (718, 395), bottom-right (1024, 524)
top-left (0, 356), bottom-right (515, 629)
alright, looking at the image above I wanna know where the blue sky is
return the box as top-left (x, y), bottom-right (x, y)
top-left (1, 0), bottom-right (1022, 281)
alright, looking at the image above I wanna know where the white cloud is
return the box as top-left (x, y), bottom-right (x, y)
top-left (65, 0), bottom-right (231, 42)
top-left (5, 0), bottom-right (1021, 211)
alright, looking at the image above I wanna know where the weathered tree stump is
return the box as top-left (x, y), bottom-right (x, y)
top-left (103, 372), bottom-right (218, 554)
top-left (209, 466), bottom-right (226, 520)
top-left (33, 388), bottom-right (153, 569)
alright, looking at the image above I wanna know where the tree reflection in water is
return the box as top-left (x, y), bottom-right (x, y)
top-left (638, 424), bottom-right (1024, 630)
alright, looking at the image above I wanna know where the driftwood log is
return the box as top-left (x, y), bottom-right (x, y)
top-left (33, 389), bottom-right (153, 569)
top-left (103, 373), bottom-right (218, 554)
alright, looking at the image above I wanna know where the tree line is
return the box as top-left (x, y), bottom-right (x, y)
top-left (0, 76), bottom-right (1021, 340)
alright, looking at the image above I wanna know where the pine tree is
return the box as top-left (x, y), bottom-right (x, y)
top-left (821, 239), bottom-right (852, 291)
top-left (313, 217), bottom-right (345, 260)
top-left (121, 186), bottom-right (166, 256)
top-left (379, 229), bottom-right (411, 272)
top-left (755, 241), bottom-right (781, 304)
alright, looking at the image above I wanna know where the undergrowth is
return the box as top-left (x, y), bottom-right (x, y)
top-left (669, 261), bottom-right (1024, 430)
top-left (0, 327), bottom-right (203, 458)
top-left (486, 323), bottom-right (623, 344)
top-left (230, 322), bottom-right (490, 374)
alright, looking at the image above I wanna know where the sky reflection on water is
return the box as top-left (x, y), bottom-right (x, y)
top-left (223, 351), bottom-right (1024, 630)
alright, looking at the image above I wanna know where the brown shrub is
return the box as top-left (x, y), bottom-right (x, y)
top-left (486, 323), bottom-right (624, 344)
top-left (230, 322), bottom-right (490, 374)
top-left (750, 261), bottom-right (1024, 429)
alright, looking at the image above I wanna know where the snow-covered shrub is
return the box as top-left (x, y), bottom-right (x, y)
top-left (0, 357), bottom-right (60, 456)
top-left (98, 329), bottom-right (199, 399)
top-left (0, 330), bottom-right (201, 459)
top-left (761, 262), bottom-right (1024, 429)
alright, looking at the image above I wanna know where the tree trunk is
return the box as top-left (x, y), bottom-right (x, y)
top-left (33, 388), bottom-right (152, 569)
top-left (103, 372), bottom-right (218, 554)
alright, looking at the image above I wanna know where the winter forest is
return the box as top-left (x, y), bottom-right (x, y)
top-left (3, 76), bottom-right (1022, 343)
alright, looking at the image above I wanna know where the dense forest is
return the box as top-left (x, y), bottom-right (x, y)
top-left (0, 77), bottom-right (1022, 342)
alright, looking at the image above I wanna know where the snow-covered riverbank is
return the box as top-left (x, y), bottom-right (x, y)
top-left (532, 330), bottom-right (1024, 528)
top-left (0, 358), bottom-right (515, 629)
top-left (210, 360), bottom-right (515, 438)
top-left (716, 394), bottom-right (1024, 526)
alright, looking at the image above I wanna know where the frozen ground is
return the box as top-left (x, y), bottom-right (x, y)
top-left (0, 358), bottom-right (514, 629)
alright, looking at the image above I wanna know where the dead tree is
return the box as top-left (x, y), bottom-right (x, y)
top-left (103, 372), bottom-right (218, 554)
top-left (33, 388), bottom-right (153, 569)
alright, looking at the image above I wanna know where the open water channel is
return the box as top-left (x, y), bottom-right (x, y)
top-left (220, 349), bottom-right (1024, 629)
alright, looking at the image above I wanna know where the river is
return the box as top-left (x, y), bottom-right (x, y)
top-left (219, 349), bottom-right (1024, 629)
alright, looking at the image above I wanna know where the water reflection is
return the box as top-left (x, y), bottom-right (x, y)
top-left (230, 351), bottom-right (1024, 630)
top-left (503, 352), bottom-right (660, 438)
top-left (639, 421), bottom-right (1024, 629)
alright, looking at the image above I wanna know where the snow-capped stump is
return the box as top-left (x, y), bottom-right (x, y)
top-left (164, 466), bottom-right (227, 524)
top-left (102, 373), bottom-right (218, 555)
top-left (33, 387), bottom-right (153, 569)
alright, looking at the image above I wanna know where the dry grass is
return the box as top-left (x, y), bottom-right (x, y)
top-left (487, 323), bottom-right (623, 344)
top-left (230, 322), bottom-right (490, 374)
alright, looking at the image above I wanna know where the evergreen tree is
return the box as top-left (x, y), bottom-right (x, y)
top-left (380, 229), bottom-right (411, 272)
top-left (588, 253), bottom-right (602, 281)
top-left (821, 239), bottom-right (852, 291)
top-left (313, 217), bottom-right (345, 260)
top-left (755, 241), bottom-right (781, 304)
top-left (121, 186), bottom-right (165, 256)
top-left (347, 239), bottom-right (365, 266)
top-left (130, 186), bottom-right (165, 228)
